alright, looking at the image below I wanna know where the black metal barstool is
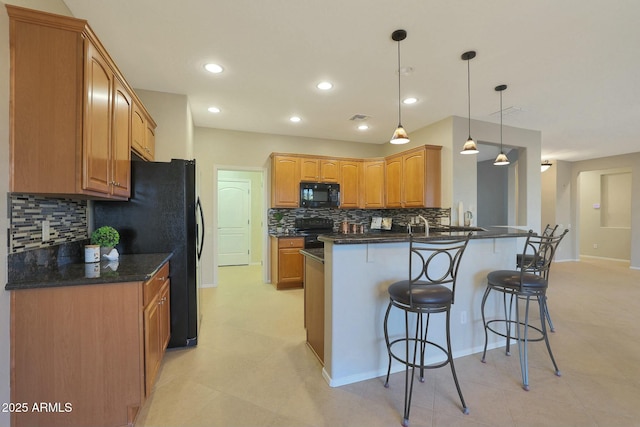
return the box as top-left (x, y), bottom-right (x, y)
top-left (481, 229), bottom-right (568, 390)
top-left (383, 235), bottom-right (471, 426)
top-left (516, 224), bottom-right (559, 332)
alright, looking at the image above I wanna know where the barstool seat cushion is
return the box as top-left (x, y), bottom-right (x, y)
top-left (388, 280), bottom-right (452, 306)
top-left (487, 270), bottom-right (548, 290)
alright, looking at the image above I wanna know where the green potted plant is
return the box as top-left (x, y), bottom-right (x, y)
top-left (91, 226), bottom-right (120, 258)
top-left (273, 212), bottom-right (284, 233)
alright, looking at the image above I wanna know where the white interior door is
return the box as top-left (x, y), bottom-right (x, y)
top-left (218, 179), bottom-right (251, 266)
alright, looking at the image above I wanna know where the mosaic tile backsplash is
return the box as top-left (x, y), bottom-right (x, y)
top-left (268, 207), bottom-right (451, 233)
top-left (9, 194), bottom-right (88, 254)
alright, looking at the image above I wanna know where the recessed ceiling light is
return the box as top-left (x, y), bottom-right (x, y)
top-left (358, 124), bottom-right (369, 130)
top-left (289, 116), bottom-right (301, 123)
top-left (208, 106), bottom-right (221, 113)
top-left (403, 97), bottom-right (418, 105)
top-left (204, 63), bottom-right (223, 74)
top-left (317, 81), bottom-right (333, 90)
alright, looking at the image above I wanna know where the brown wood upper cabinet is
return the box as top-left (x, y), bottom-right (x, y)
top-left (270, 146), bottom-right (440, 209)
top-left (385, 145), bottom-right (441, 208)
top-left (363, 160), bottom-right (386, 209)
top-left (7, 5), bottom-right (155, 199)
top-left (271, 155), bottom-right (301, 208)
top-left (132, 101), bottom-right (157, 161)
top-left (301, 158), bottom-right (340, 183)
top-left (339, 160), bottom-right (361, 209)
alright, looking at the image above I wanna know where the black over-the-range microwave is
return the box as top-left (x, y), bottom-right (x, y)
top-left (300, 182), bottom-right (340, 208)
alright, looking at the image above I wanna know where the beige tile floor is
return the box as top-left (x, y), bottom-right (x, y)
top-left (135, 258), bottom-right (640, 427)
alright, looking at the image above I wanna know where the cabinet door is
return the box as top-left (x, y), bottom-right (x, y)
top-left (424, 146), bottom-right (442, 207)
top-left (402, 150), bottom-right (426, 208)
top-left (132, 102), bottom-right (147, 158)
top-left (301, 158), bottom-right (339, 182)
top-left (83, 41), bottom-right (112, 194)
top-left (271, 155), bottom-right (300, 207)
top-left (300, 158), bottom-right (320, 181)
top-left (320, 159), bottom-right (340, 182)
top-left (159, 281), bottom-right (171, 351)
top-left (385, 155), bottom-right (403, 208)
top-left (111, 78), bottom-right (131, 198)
top-left (362, 160), bottom-right (385, 209)
top-left (279, 248), bottom-right (304, 284)
top-left (144, 293), bottom-right (161, 397)
top-left (146, 122), bottom-right (156, 160)
top-left (339, 160), bottom-right (360, 208)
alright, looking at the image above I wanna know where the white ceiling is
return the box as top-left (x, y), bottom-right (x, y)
top-left (62, 0), bottom-right (640, 162)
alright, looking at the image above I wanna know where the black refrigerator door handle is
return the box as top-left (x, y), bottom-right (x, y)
top-left (196, 197), bottom-right (205, 260)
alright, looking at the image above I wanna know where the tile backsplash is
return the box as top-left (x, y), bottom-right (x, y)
top-left (8, 194), bottom-right (88, 254)
top-left (268, 207), bottom-right (451, 233)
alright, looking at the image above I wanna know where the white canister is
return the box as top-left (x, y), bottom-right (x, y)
top-left (84, 262), bottom-right (100, 278)
top-left (84, 245), bottom-right (100, 263)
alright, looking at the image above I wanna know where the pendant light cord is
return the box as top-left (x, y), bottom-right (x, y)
top-left (467, 58), bottom-right (471, 138)
top-left (397, 40), bottom-right (402, 125)
top-left (500, 89), bottom-right (503, 152)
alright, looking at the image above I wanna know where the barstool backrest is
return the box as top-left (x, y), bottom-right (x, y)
top-left (519, 229), bottom-right (569, 279)
top-left (408, 234), bottom-right (471, 305)
top-left (542, 224), bottom-right (559, 237)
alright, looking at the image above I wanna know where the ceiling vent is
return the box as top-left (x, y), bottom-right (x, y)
top-left (349, 114), bottom-right (370, 121)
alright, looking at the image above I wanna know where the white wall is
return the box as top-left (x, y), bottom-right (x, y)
top-left (136, 89), bottom-right (194, 161)
top-left (452, 116), bottom-right (542, 230)
top-left (194, 127), bottom-right (384, 286)
top-left (568, 153), bottom-right (640, 268)
top-left (578, 168), bottom-right (632, 261)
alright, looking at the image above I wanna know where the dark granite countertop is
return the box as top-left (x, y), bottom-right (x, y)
top-left (6, 253), bottom-right (173, 291)
top-left (319, 226), bottom-right (530, 245)
top-left (300, 248), bottom-right (324, 263)
top-left (269, 232), bottom-right (309, 238)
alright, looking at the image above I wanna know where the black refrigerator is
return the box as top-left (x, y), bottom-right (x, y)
top-left (93, 159), bottom-right (204, 348)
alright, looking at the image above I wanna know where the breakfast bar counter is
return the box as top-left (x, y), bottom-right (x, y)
top-left (318, 227), bottom-right (530, 387)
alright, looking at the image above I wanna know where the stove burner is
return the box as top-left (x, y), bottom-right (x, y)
top-left (295, 218), bottom-right (333, 249)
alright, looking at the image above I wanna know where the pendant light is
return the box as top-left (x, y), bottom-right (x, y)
top-left (460, 51), bottom-right (478, 154)
top-left (390, 29), bottom-right (409, 145)
top-left (493, 84), bottom-right (510, 165)
top-left (541, 160), bottom-right (553, 172)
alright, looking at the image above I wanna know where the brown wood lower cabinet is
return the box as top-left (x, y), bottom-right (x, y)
top-left (304, 255), bottom-right (325, 363)
top-left (144, 263), bottom-right (171, 397)
top-left (10, 262), bottom-right (170, 427)
top-left (270, 236), bottom-right (304, 289)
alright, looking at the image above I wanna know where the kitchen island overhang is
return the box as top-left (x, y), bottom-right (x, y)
top-left (318, 227), bottom-right (530, 387)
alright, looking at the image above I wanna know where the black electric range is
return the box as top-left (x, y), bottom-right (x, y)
top-left (294, 218), bottom-right (334, 249)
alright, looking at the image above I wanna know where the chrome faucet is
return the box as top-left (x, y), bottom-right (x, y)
top-left (417, 215), bottom-right (429, 237)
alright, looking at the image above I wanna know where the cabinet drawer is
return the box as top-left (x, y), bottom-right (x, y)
top-left (278, 237), bottom-right (304, 249)
top-left (144, 262), bottom-right (169, 307)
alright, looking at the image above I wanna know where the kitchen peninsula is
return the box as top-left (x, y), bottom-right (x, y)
top-left (316, 227), bottom-right (529, 387)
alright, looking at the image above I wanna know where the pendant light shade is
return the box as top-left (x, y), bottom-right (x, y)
top-left (541, 161), bottom-right (553, 172)
top-left (460, 51), bottom-right (478, 154)
top-left (390, 29), bottom-right (409, 145)
top-left (494, 84), bottom-right (510, 166)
